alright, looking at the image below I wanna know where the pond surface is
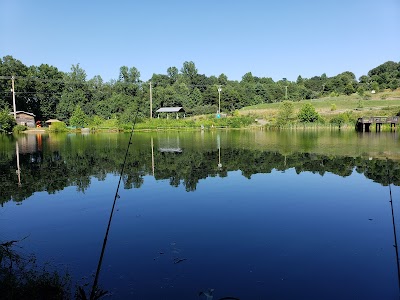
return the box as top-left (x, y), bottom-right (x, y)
top-left (1, 130), bottom-right (400, 299)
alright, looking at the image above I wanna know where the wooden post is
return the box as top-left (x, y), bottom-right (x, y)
top-left (12, 76), bottom-right (17, 120)
top-left (149, 82), bottom-right (153, 119)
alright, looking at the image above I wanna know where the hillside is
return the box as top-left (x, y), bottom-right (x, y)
top-left (239, 89), bottom-right (400, 124)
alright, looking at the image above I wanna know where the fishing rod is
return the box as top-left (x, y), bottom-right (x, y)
top-left (89, 109), bottom-right (140, 300)
top-left (386, 158), bottom-right (400, 298)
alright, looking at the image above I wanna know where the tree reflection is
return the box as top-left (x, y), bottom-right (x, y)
top-left (1, 133), bottom-right (399, 205)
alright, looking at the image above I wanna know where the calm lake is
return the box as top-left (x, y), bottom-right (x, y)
top-left (1, 129), bottom-right (400, 299)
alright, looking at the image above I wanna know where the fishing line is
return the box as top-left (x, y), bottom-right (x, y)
top-left (89, 108), bottom-right (139, 300)
top-left (387, 158), bottom-right (400, 297)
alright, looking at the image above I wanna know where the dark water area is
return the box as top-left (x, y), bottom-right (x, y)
top-left (1, 130), bottom-right (400, 299)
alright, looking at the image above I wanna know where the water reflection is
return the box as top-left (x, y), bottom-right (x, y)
top-left (2, 130), bottom-right (400, 299)
top-left (0, 131), bottom-right (399, 205)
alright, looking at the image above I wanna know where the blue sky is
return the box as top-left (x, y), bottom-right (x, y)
top-left (1, 0), bottom-right (399, 82)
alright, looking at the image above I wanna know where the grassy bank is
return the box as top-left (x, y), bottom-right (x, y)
top-left (239, 89), bottom-right (400, 127)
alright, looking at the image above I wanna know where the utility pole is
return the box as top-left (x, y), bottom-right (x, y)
top-left (149, 81), bottom-right (153, 119)
top-left (217, 85), bottom-right (222, 114)
top-left (284, 85), bottom-right (288, 100)
top-left (11, 76), bottom-right (17, 119)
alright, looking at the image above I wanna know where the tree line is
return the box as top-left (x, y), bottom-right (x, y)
top-left (0, 55), bottom-right (399, 124)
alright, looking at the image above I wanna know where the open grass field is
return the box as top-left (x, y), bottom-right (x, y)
top-left (239, 89), bottom-right (400, 123)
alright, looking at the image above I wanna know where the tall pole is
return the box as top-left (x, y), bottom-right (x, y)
top-left (12, 76), bottom-right (17, 119)
top-left (149, 82), bottom-right (153, 119)
top-left (284, 85), bottom-right (288, 100)
top-left (218, 86), bottom-right (222, 114)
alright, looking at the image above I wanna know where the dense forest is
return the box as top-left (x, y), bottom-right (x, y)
top-left (0, 55), bottom-right (399, 124)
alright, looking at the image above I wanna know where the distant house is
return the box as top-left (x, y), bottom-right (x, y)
top-left (156, 107), bottom-right (185, 119)
top-left (9, 111), bottom-right (36, 127)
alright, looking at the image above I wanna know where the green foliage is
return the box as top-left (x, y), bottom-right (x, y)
top-left (330, 111), bottom-right (355, 127)
top-left (357, 99), bottom-right (364, 108)
top-left (344, 83), bottom-right (355, 95)
top-left (0, 109), bottom-right (16, 133)
top-left (89, 115), bottom-right (105, 127)
top-left (276, 101), bottom-right (294, 126)
top-left (48, 121), bottom-right (68, 132)
top-left (357, 87), bottom-right (365, 98)
top-left (13, 124), bottom-right (27, 133)
top-left (380, 93), bottom-right (389, 100)
top-left (69, 105), bottom-right (88, 127)
top-left (134, 116), bottom-right (253, 130)
top-left (371, 82), bottom-right (380, 92)
top-left (330, 104), bottom-right (337, 111)
top-left (368, 61), bottom-right (400, 90)
top-left (0, 240), bottom-right (71, 300)
top-left (297, 103), bottom-right (320, 122)
top-left (1, 55), bottom-right (399, 125)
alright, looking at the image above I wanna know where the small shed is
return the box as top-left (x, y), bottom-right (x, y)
top-left (156, 107), bottom-right (185, 119)
top-left (10, 111), bottom-right (36, 127)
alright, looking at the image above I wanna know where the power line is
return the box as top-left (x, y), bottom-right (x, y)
top-left (0, 75), bottom-right (224, 89)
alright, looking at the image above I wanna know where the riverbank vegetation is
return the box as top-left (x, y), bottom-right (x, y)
top-left (0, 56), bottom-right (399, 131)
top-left (240, 89), bottom-right (400, 129)
top-left (0, 239), bottom-right (71, 299)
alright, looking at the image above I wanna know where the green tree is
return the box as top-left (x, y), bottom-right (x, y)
top-left (371, 81), bottom-right (380, 92)
top-left (241, 72), bottom-right (255, 83)
top-left (57, 89), bottom-right (86, 121)
top-left (218, 73), bottom-right (228, 85)
top-left (296, 75), bottom-right (304, 85)
top-left (167, 66), bottom-right (179, 84)
top-left (276, 101), bottom-right (294, 126)
top-left (69, 105), bottom-right (88, 127)
top-left (0, 109), bottom-right (16, 133)
top-left (57, 64), bottom-right (89, 121)
top-left (0, 56), bottom-right (29, 112)
top-left (357, 86), bottom-right (365, 98)
top-left (297, 103), bottom-right (320, 122)
top-left (344, 83), bottom-right (355, 95)
top-left (189, 87), bottom-right (203, 109)
top-left (180, 61), bottom-right (198, 84)
top-left (32, 64), bottom-right (65, 120)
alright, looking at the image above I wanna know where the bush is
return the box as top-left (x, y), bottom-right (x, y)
top-left (276, 101), bottom-right (294, 126)
top-left (48, 121), bottom-right (68, 132)
top-left (330, 104), bottom-right (337, 111)
top-left (88, 115), bottom-right (105, 127)
top-left (69, 105), bottom-right (88, 128)
top-left (330, 111), bottom-right (356, 128)
top-left (0, 109), bottom-right (16, 133)
top-left (330, 115), bottom-right (345, 127)
top-left (357, 87), bottom-right (365, 98)
top-left (1, 240), bottom-right (71, 300)
top-left (13, 124), bottom-right (27, 133)
top-left (297, 103), bottom-right (320, 123)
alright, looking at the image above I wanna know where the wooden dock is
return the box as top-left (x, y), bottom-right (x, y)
top-left (356, 116), bottom-right (399, 132)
